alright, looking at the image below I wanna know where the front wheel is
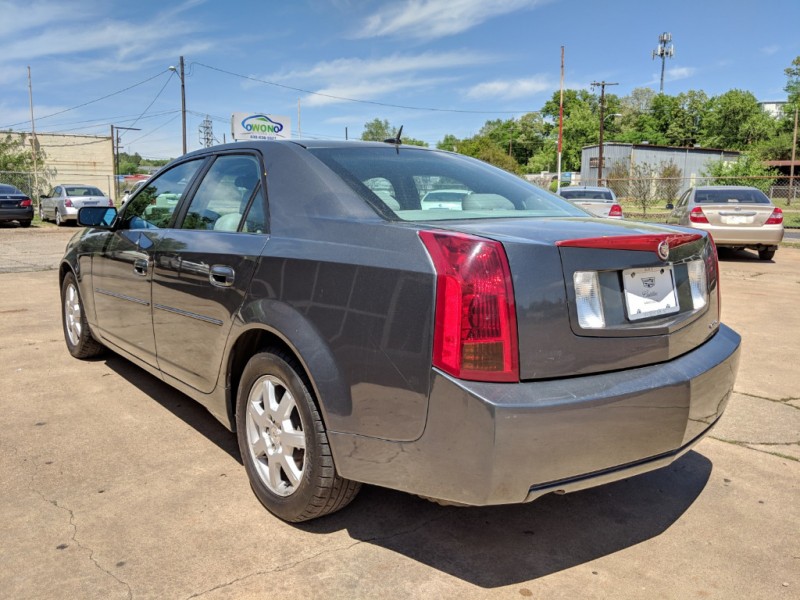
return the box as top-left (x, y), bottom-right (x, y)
top-left (38, 204), bottom-right (45, 220)
top-left (55, 209), bottom-right (64, 226)
top-left (236, 350), bottom-right (360, 522)
top-left (61, 272), bottom-right (104, 359)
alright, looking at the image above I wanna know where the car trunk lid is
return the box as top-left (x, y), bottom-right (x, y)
top-left (698, 203), bottom-right (775, 227)
top-left (423, 217), bottom-right (720, 380)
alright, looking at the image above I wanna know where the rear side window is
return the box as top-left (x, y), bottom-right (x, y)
top-left (180, 155), bottom-right (261, 231)
top-left (560, 189), bottom-right (613, 201)
top-left (694, 189), bottom-right (771, 204)
top-left (308, 146), bottom-right (584, 221)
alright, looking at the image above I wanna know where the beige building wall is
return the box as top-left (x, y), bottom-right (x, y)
top-left (11, 132), bottom-right (116, 201)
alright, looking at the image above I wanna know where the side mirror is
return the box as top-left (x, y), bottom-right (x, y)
top-left (665, 203), bottom-right (674, 210)
top-left (78, 206), bottom-right (117, 228)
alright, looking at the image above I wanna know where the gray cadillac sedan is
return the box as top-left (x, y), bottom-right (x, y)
top-left (61, 140), bottom-right (740, 522)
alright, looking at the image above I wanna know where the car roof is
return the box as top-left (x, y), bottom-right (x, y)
top-left (561, 186), bottom-right (613, 192)
top-left (692, 186), bottom-right (760, 191)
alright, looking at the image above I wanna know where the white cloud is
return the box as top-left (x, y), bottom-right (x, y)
top-left (302, 76), bottom-right (458, 107)
top-left (666, 66), bottom-right (697, 81)
top-left (466, 75), bottom-right (555, 100)
top-left (353, 0), bottom-right (548, 40)
top-left (269, 51), bottom-right (496, 82)
top-left (760, 45), bottom-right (779, 56)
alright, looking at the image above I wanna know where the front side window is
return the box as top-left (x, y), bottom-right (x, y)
top-left (122, 159), bottom-right (204, 229)
top-left (309, 147), bottom-right (585, 221)
top-left (180, 155), bottom-right (262, 231)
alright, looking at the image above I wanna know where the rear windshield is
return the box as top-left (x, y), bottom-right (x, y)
top-left (694, 189), bottom-right (770, 204)
top-left (308, 146), bottom-right (586, 221)
top-left (66, 186), bottom-right (104, 197)
top-left (560, 189), bottom-right (614, 201)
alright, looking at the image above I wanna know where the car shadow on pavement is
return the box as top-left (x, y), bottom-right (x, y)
top-left (716, 248), bottom-right (769, 262)
top-left (103, 354), bottom-right (242, 464)
top-left (301, 452), bottom-right (712, 588)
top-left (100, 353), bottom-right (711, 588)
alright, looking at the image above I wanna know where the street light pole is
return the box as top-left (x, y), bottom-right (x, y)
top-left (591, 81), bottom-right (618, 186)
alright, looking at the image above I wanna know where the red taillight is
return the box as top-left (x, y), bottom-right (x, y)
top-left (765, 207), bottom-right (783, 225)
top-left (706, 233), bottom-right (721, 317)
top-left (20, 198), bottom-right (32, 207)
top-left (608, 204), bottom-right (623, 218)
top-left (64, 198), bottom-right (73, 207)
top-left (419, 230), bottom-right (519, 382)
top-left (689, 207), bottom-right (708, 223)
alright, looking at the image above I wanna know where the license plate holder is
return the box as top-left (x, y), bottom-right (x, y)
top-left (623, 266), bottom-right (679, 321)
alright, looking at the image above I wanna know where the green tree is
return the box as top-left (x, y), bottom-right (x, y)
top-left (0, 133), bottom-right (53, 197)
top-left (360, 118), bottom-right (427, 146)
top-left (701, 90), bottom-right (776, 149)
top-left (702, 154), bottom-right (778, 193)
top-left (628, 162), bottom-right (658, 216)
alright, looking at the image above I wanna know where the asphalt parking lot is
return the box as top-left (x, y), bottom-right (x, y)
top-left (1, 224), bottom-right (798, 599)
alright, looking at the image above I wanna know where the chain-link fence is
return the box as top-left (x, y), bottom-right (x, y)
top-left (593, 174), bottom-right (800, 211)
top-left (0, 170), bottom-right (116, 204)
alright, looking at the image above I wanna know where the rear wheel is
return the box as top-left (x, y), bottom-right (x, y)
top-left (61, 272), bottom-right (104, 358)
top-left (236, 350), bottom-right (360, 522)
top-left (758, 248), bottom-right (776, 261)
top-left (19, 220), bottom-right (31, 228)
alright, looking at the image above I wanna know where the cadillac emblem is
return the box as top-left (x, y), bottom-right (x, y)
top-left (657, 240), bottom-right (670, 261)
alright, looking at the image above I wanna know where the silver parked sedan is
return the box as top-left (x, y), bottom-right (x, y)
top-left (558, 186), bottom-right (624, 218)
top-left (666, 186), bottom-right (784, 260)
top-left (39, 184), bottom-right (114, 226)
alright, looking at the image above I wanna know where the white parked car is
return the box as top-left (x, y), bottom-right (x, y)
top-left (39, 184), bottom-right (113, 226)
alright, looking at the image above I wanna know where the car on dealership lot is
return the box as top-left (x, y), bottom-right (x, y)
top-left (666, 186), bottom-right (784, 260)
top-left (121, 180), bottom-right (149, 207)
top-left (558, 185), bottom-right (623, 218)
top-left (39, 184), bottom-right (114, 226)
top-left (0, 183), bottom-right (34, 227)
top-left (61, 140), bottom-right (740, 522)
top-left (420, 188), bottom-right (470, 210)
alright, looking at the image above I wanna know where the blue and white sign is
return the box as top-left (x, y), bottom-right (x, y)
top-left (231, 113), bottom-right (291, 141)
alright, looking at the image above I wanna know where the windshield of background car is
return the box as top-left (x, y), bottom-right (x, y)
top-left (695, 189), bottom-right (771, 204)
top-left (308, 146), bottom-right (586, 221)
top-left (65, 186), bottom-right (104, 197)
top-left (560, 189), bottom-right (614, 201)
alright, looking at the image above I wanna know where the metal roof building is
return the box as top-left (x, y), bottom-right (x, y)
top-left (581, 143), bottom-right (740, 195)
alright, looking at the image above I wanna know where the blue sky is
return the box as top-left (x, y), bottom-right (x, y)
top-left (1, 0), bottom-right (798, 159)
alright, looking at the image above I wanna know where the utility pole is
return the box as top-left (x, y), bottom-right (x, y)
top-left (111, 126), bottom-right (141, 202)
top-left (170, 57), bottom-right (187, 154)
top-left (27, 66), bottom-right (40, 200)
top-left (557, 46), bottom-right (565, 194)
top-left (591, 80), bottom-right (618, 186)
top-left (652, 32), bottom-right (674, 94)
top-left (791, 105), bottom-right (798, 205)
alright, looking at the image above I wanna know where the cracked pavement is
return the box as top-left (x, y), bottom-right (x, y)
top-left (0, 228), bottom-right (798, 599)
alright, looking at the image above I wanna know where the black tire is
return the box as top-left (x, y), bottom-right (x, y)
top-left (758, 249), bottom-right (775, 261)
top-left (19, 220), bottom-right (31, 228)
top-left (236, 350), bottom-right (360, 522)
top-left (55, 209), bottom-right (64, 226)
top-left (61, 271), bottom-right (105, 359)
top-left (38, 204), bottom-right (45, 221)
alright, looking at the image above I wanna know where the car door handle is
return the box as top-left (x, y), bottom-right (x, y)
top-left (133, 258), bottom-right (148, 276)
top-left (209, 265), bottom-right (235, 288)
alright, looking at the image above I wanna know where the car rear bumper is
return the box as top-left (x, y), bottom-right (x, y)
top-left (691, 223), bottom-right (784, 247)
top-left (329, 324), bottom-right (741, 505)
top-left (0, 207), bottom-right (34, 222)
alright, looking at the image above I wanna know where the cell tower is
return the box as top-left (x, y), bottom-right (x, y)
top-left (652, 32), bottom-right (675, 94)
top-left (199, 115), bottom-right (214, 148)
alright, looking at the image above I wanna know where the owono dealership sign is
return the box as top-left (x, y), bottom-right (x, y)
top-left (231, 113), bottom-right (291, 141)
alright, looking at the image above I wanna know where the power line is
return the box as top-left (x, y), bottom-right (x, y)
top-left (1, 69), bottom-right (172, 129)
top-left (193, 62), bottom-right (537, 115)
top-left (120, 71), bottom-right (177, 140)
